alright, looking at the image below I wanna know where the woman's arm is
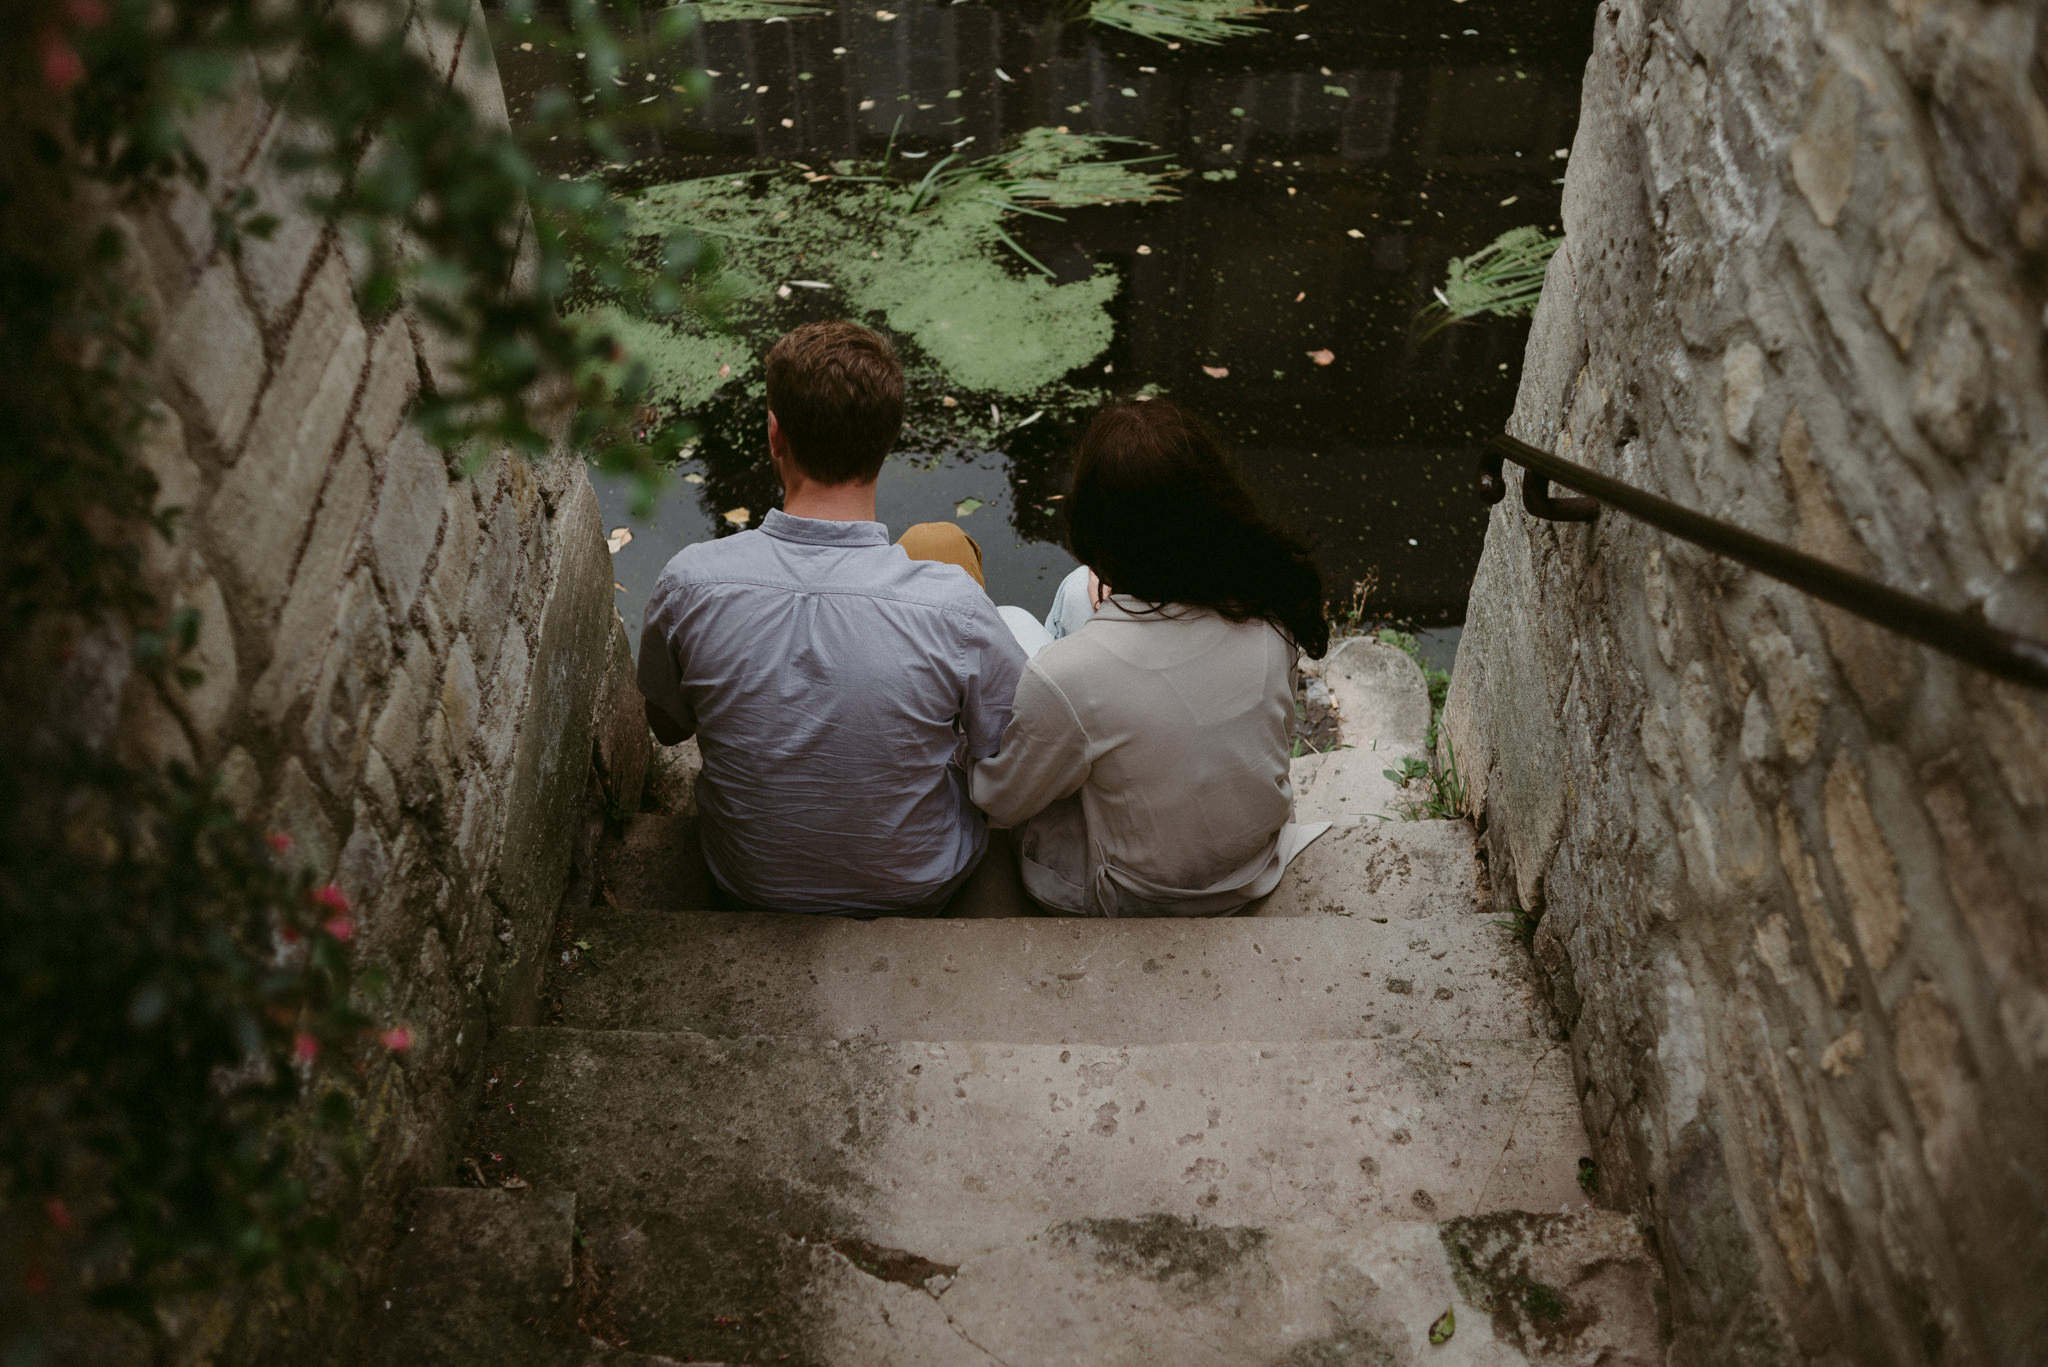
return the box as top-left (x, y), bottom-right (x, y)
top-left (968, 665), bottom-right (1091, 828)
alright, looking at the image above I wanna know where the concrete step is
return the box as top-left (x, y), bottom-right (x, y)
top-left (1252, 818), bottom-right (1488, 918)
top-left (471, 1028), bottom-right (1587, 1271)
top-left (708, 1210), bottom-right (1661, 1367)
top-left (598, 812), bottom-right (1487, 921)
top-left (360, 1188), bottom-right (692, 1367)
top-left (550, 910), bottom-right (1547, 1045)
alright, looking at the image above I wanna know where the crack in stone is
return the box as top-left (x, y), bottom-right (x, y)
top-left (1467, 1042), bottom-right (1559, 1217)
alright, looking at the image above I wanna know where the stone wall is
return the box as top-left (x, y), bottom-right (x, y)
top-left (1443, 1), bottom-right (2048, 1363)
top-left (65, 4), bottom-right (639, 1357)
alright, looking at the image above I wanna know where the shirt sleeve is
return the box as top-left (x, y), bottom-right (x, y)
top-left (970, 662), bottom-right (1091, 828)
top-left (959, 596), bottom-right (1028, 761)
top-left (636, 575), bottom-right (697, 741)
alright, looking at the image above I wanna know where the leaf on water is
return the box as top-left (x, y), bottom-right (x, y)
top-left (1202, 364), bottom-right (1229, 378)
top-left (1309, 348), bottom-right (1335, 365)
top-left (606, 526), bottom-right (634, 553)
top-left (683, 472), bottom-right (705, 484)
top-left (1428, 1307), bottom-right (1456, 1345)
top-left (1016, 409), bottom-right (1045, 428)
top-left (723, 507), bottom-right (751, 525)
top-left (1324, 84), bottom-right (1349, 97)
top-left (614, 581), bottom-right (626, 592)
top-left (955, 497), bottom-right (985, 517)
top-left (789, 279), bottom-right (832, 289)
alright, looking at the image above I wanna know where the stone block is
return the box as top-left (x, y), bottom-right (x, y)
top-left (1788, 61), bottom-right (1859, 229)
top-left (216, 745), bottom-right (263, 819)
top-left (370, 638), bottom-right (438, 805)
top-left (307, 573), bottom-right (395, 798)
top-left (357, 323), bottom-right (420, 454)
top-left (446, 0), bottom-right (513, 134)
top-left (592, 611), bottom-right (650, 814)
top-left (235, 147), bottom-right (338, 326)
top-left (164, 573), bottom-right (240, 755)
top-left (1722, 339), bottom-right (1765, 449)
top-left (166, 264), bottom-right (265, 454)
top-left (1865, 212), bottom-right (1953, 354)
top-left (1909, 312), bottom-right (1990, 461)
top-left (1822, 751), bottom-right (1909, 975)
top-left (249, 439), bottom-right (373, 725)
top-left (464, 490), bottom-right (522, 679)
top-left (426, 479), bottom-right (483, 632)
top-left (489, 472), bottom-right (611, 928)
top-left (372, 426), bottom-right (450, 615)
top-left (269, 756), bottom-right (337, 876)
top-left (207, 258), bottom-right (370, 629)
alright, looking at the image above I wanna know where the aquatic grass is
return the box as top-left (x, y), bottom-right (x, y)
top-left (1085, 0), bottom-right (1273, 45)
top-left (1416, 225), bottom-right (1561, 339)
top-left (683, 0), bottom-right (830, 21)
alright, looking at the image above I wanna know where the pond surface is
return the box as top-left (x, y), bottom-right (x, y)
top-left (496, 0), bottom-right (1591, 640)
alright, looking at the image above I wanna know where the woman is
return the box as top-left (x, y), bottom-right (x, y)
top-left (971, 398), bottom-right (1331, 917)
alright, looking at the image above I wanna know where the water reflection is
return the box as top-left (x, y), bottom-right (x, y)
top-left (509, 1), bottom-right (1591, 627)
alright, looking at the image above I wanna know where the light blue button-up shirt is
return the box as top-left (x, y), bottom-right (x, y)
top-left (637, 509), bottom-right (1027, 913)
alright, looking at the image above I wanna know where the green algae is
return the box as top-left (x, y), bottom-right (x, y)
top-left (683, 0), bottom-right (829, 20)
top-left (584, 129), bottom-right (1179, 422)
top-left (1087, 0), bottom-right (1272, 46)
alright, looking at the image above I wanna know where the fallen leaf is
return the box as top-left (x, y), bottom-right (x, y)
top-left (606, 526), bottom-right (633, 553)
top-left (790, 280), bottom-right (832, 289)
top-left (955, 497), bottom-right (985, 517)
top-left (875, 8), bottom-right (896, 17)
top-left (1324, 84), bottom-right (1349, 97)
top-left (1429, 1307), bottom-right (1456, 1344)
top-left (683, 472), bottom-right (705, 484)
top-left (942, 396), bottom-right (958, 408)
top-left (718, 363), bottom-right (731, 377)
top-left (614, 581), bottom-right (626, 592)
top-left (1309, 348), bottom-right (1335, 366)
top-left (1136, 244), bottom-right (1153, 255)
top-left (1499, 194), bottom-right (1519, 207)
top-left (775, 284), bottom-right (792, 299)
top-left (723, 507), bottom-right (751, 526)
top-left (1346, 228), bottom-right (1365, 239)
top-left (501, 1176), bottom-right (531, 1191)
top-left (1202, 365), bottom-right (1230, 378)
top-left (1295, 291), bottom-right (1306, 302)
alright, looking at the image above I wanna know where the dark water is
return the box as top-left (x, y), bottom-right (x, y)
top-left (498, 1), bottom-right (1592, 636)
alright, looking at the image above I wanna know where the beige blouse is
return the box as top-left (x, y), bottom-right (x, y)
top-left (970, 598), bottom-right (1330, 917)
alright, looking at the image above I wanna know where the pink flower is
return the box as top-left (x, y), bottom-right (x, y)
top-left (293, 1033), bottom-right (320, 1063)
top-left (66, 0), bottom-right (109, 27)
top-left (380, 1028), bottom-right (413, 1053)
top-left (266, 831), bottom-right (294, 854)
top-left (311, 884), bottom-right (350, 914)
top-left (45, 1198), bottom-right (73, 1231)
top-left (39, 30), bottom-right (83, 91)
top-left (324, 916), bottom-right (355, 941)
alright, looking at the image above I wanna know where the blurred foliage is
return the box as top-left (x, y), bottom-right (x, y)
top-left (0, 0), bottom-right (708, 1346)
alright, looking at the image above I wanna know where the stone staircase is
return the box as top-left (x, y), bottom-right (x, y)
top-left (362, 641), bottom-right (1663, 1366)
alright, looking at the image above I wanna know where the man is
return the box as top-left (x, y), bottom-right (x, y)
top-left (638, 322), bottom-right (1027, 914)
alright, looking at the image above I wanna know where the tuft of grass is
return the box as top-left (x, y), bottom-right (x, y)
top-left (1084, 0), bottom-right (1273, 45)
top-left (1577, 1156), bottom-right (1600, 1196)
top-left (1416, 225), bottom-right (1561, 339)
top-left (1383, 731), bottom-right (1467, 821)
top-left (1493, 906), bottom-right (1541, 948)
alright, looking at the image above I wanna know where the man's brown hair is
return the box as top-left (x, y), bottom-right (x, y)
top-left (764, 322), bottom-right (904, 484)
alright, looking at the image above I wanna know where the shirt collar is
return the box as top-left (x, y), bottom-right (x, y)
top-left (760, 507), bottom-right (890, 547)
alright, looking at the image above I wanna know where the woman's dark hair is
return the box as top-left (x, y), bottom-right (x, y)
top-left (1068, 398), bottom-right (1328, 659)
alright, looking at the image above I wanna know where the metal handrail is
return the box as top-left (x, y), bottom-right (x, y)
top-left (1481, 433), bottom-right (2048, 691)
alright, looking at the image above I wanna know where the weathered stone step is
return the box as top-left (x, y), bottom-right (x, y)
top-left (361, 1187), bottom-right (691, 1367)
top-left (1251, 818), bottom-right (1487, 918)
top-left (551, 910), bottom-right (1546, 1045)
top-left (471, 1028), bottom-right (1587, 1271)
top-left (599, 813), bottom-right (1486, 921)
